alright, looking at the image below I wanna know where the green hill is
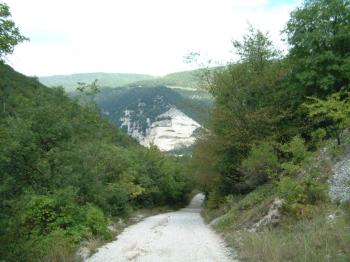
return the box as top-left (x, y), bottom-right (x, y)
top-left (39, 72), bottom-right (156, 92)
top-left (38, 68), bottom-right (207, 92)
top-left (130, 69), bottom-right (204, 88)
top-left (0, 62), bottom-right (192, 261)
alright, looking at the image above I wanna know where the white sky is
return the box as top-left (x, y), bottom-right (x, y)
top-left (5, 0), bottom-right (299, 77)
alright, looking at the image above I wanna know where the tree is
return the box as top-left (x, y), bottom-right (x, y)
top-left (285, 0), bottom-right (350, 98)
top-left (304, 91), bottom-right (350, 145)
top-left (232, 25), bottom-right (280, 73)
top-left (202, 27), bottom-right (287, 194)
top-left (0, 2), bottom-right (28, 59)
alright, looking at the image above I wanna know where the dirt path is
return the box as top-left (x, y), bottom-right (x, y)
top-left (87, 193), bottom-right (234, 262)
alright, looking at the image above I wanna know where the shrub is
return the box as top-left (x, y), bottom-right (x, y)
top-left (278, 176), bottom-right (326, 218)
top-left (241, 142), bottom-right (280, 185)
top-left (32, 230), bottom-right (77, 262)
top-left (311, 128), bottom-right (327, 147)
top-left (238, 184), bottom-right (275, 210)
top-left (206, 190), bottom-right (225, 209)
top-left (82, 204), bottom-right (111, 240)
top-left (105, 185), bottom-right (130, 216)
top-left (279, 136), bottom-right (310, 175)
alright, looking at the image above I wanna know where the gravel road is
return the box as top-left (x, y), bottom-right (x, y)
top-left (87, 193), bottom-right (234, 262)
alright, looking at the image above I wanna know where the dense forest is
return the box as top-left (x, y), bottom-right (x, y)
top-left (0, 3), bottom-right (193, 261)
top-left (191, 0), bottom-right (350, 260)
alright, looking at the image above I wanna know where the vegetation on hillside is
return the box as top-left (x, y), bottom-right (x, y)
top-left (93, 85), bottom-right (211, 133)
top-left (191, 0), bottom-right (350, 260)
top-left (129, 68), bottom-right (204, 88)
top-left (0, 2), bottom-right (27, 59)
top-left (0, 61), bottom-right (193, 261)
top-left (39, 72), bottom-right (156, 92)
top-left (39, 67), bottom-right (205, 92)
top-left (40, 70), bottom-right (213, 136)
top-left (0, 4), bottom-right (193, 260)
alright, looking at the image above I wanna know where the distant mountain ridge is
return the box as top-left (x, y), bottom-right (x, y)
top-left (39, 72), bottom-right (156, 92)
top-left (127, 69), bottom-right (203, 89)
top-left (39, 68), bottom-right (204, 91)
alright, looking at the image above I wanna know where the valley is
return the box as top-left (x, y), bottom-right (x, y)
top-left (2, 0), bottom-right (350, 261)
top-left (40, 71), bottom-right (213, 153)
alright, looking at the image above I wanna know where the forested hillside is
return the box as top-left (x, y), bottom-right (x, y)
top-left (95, 85), bottom-right (211, 132)
top-left (0, 62), bottom-right (193, 260)
top-left (128, 69), bottom-right (203, 88)
top-left (39, 68), bottom-right (203, 91)
top-left (39, 72), bottom-right (155, 92)
top-left (191, 0), bottom-right (350, 260)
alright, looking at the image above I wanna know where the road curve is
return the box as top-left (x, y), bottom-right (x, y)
top-left (87, 193), bottom-right (234, 262)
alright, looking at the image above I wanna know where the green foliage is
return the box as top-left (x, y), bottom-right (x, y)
top-left (285, 0), bottom-right (350, 97)
top-left (231, 208), bottom-right (350, 262)
top-left (192, 1), bottom-right (350, 259)
top-left (82, 204), bottom-right (111, 239)
top-left (241, 142), bottom-right (280, 186)
top-left (39, 68), bottom-right (205, 93)
top-left (198, 27), bottom-right (288, 194)
top-left (206, 189), bottom-right (225, 210)
top-left (190, 130), bottom-right (220, 192)
top-left (305, 91), bottom-right (350, 144)
top-left (310, 128), bottom-right (327, 147)
top-left (281, 136), bottom-right (309, 164)
top-left (126, 68), bottom-right (204, 89)
top-left (210, 184), bottom-right (277, 232)
top-left (193, 0), bottom-right (350, 221)
top-left (39, 72), bottom-right (156, 92)
top-left (279, 136), bottom-right (310, 175)
top-left (233, 25), bottom-right (280, 72)
top-left (76, 79), bottom-right (100, 96)
top-left (278, 176), bottom-right (326, 218)
top-left (237, 184), bottom-right (276, 211)
top-left (0, 62), bottom-right (193, 261)
top-left (0, 2), bottom-right (28, 59)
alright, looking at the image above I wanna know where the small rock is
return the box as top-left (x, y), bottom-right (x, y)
top-left (76, 246), bottom-right (90, 261)
top-left (248, 198), bottom-right (284, 232)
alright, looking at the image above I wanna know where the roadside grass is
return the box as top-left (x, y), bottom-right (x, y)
top-left (205, 183), bottom-right (277, 230)
top-left (205, 184), bottom-right (350, 262)
top-left (230, 204), bottom-right (350, 262)
top-left (40, 235), bottom-right (78, 262)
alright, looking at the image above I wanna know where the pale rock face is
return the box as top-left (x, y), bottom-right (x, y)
top-left (329, 153), bottom-right (350, 203)
top-left (120, 107), bottom-right (201, 151)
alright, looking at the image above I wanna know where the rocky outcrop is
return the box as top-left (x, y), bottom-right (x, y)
top-left (248, 198), bottom-right (284, 232)
top-left (121, 106), bottom-right (201, 152)
top-left (140, 107), bottom-right (200, 151)
top-left (329, 154), bottom-right (350, 203)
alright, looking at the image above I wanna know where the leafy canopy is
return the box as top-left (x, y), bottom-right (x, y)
top-left (305, 91), bottom-right (350, 144)
top-left (0, 2), bottom-right (28, 59)
top-left (285, 0), bottom-right (350, 97)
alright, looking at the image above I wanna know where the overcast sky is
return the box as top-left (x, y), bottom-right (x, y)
top-left (5, 0), bottom-right (299, 77)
